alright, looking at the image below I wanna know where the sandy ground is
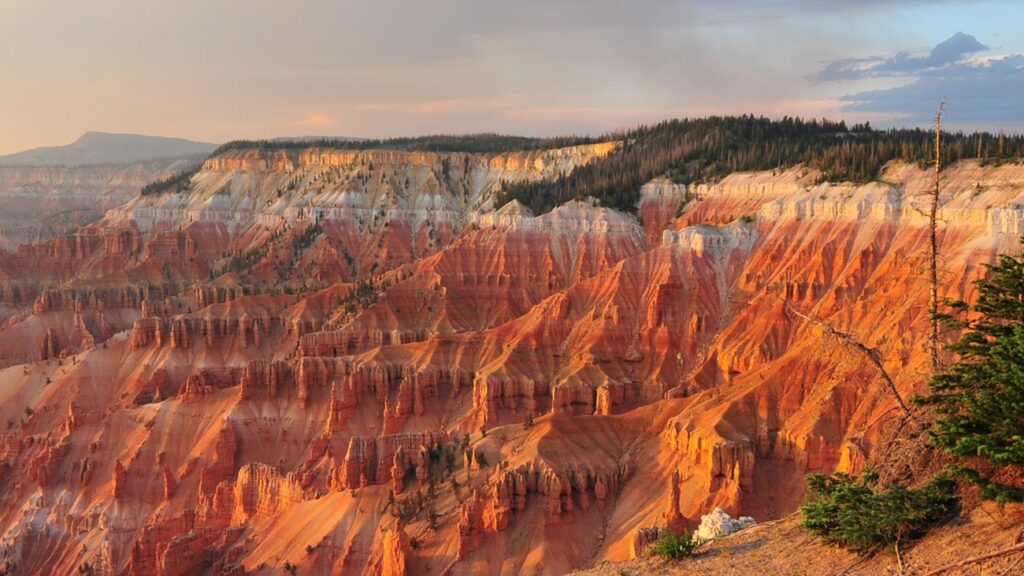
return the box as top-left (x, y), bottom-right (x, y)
top-left (571, 502), bottom-right (1024, 576)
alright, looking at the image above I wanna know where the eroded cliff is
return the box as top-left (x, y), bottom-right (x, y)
top-left (0, 149), bottom-right (1022, 575)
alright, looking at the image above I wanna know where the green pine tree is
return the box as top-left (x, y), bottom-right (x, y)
top-left (916, 246), bottom-right (1024, 502)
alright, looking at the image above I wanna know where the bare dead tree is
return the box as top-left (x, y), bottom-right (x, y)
top-left (777, 295), bottom-right (916, 420)
top-left (929, 98), bottom-right (946, 373)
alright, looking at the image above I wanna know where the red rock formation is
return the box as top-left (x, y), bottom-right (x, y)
top-left (629, 526), bottom-right (662, 559)
top-left (168, 318), bottom-right (190, 349)
top-left (665, 469), bottom-right (685, 532)
top-left (457, 490), bottom-right (486, 559)
top-left (387, 448), bottom-right (404, 494)
top-left (178, 368), bottom-right (240, 403)
top-left (0, 155), bottom-right (1020, 575)
top-left (229, 462), bottom-right (308, 523)
top-left (113, 460), bottom-right (127, 499)
top-left (339, 431), bottom-right (449, 489)
top-left (129, 510), bottom-right (197, 575)
top-left (39, 328), bottom-right (59, 360)
top-left (240, 359), bottom-right (293, 400)
top-left (197, 424), bottom-right (239, 521)
top-left (162, 465), bottom-right (176, 501)
top-left (380, 520), bottom-right (411, 576)
top-left (131, 317), bottom-right (164, 349)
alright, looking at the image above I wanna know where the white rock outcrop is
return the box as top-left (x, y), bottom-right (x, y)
top-left (695, 507), bottom-right (756, 542)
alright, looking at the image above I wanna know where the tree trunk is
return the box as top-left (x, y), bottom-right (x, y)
top-left (929, 99), bottom-right (945, 374)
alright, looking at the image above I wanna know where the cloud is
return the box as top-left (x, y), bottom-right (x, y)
top-left (841, 54), bottom-right (1024, 127)
top-left (354, 100), bottom-right (506, 116)
top-left (922, 32), bottom-right (989, 67)
top-left (2, 1), bottom-right (1021, 152)
top-left (813, 32), bottom-right (989, 81)
top-left (814, 32), bottom-right (1024, 129)
top-left (300, 112), bottom-right (333, 127)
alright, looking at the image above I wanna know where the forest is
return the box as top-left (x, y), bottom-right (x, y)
top-left (140, 166), bottom-right (201, 196)
top-left (212, 133), bottom-right (598, 155)
top-left (497, 116), bottom-right (1024, 214)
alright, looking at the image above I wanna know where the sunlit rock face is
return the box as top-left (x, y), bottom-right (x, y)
top-left (0, 152), bottom-right (1021, 575)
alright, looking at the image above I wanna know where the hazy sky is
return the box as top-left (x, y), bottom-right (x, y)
top-left (2, 0), bottom-right (1022, 154)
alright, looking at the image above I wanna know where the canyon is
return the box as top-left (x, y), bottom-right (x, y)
top-left (0, 132), bottom-right (214, 250)
top-left (0, 138), bottom-right (1022, 575)
top-left (0, 164), bottom-right (182, 251)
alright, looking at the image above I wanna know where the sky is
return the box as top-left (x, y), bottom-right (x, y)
top-left (1, 0), bottom-right (1023, 154)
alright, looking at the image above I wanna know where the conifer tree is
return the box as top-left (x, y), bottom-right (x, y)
top-left (917, 246), bottom-right (1024, 502)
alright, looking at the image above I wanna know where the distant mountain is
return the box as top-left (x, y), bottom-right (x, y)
top-left (0, 132), bottom-right (218, 167)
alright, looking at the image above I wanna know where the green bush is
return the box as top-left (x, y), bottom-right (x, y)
top-left (650, 529), bottom-right (700, 559)
top-left (800, 472), bottom-right (957, 553)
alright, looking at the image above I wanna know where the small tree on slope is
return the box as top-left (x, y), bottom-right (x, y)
top-left (801, 471), bottom-right (958, 553)
top-left (916, 247), bottom-right (1024, 502)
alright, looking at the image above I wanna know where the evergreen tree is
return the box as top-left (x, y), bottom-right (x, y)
top-left (916, 247), bottom-right (1024, 502)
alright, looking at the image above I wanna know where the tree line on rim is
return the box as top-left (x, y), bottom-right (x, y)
top-left (498, 116), bottom-right (1024, 214)
top-left (141, 116), bottom-right (1024, 207)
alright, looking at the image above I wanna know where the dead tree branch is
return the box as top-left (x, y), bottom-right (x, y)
top-left (777, 296), bottom-right (916, 421)
top-left (896, 538), bottom-right (905, 575)
top-left (997, 553), bottom-right (1024, 576)
top-left (921, 542), bottom-right (1024, 576)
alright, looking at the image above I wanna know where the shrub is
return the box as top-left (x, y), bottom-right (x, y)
top-left (650, 529), bottom-right (700, 559)
top-left (390, 493), bottom-right (423, 524)
top-left (800, 471), bottom-right (957, 553)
